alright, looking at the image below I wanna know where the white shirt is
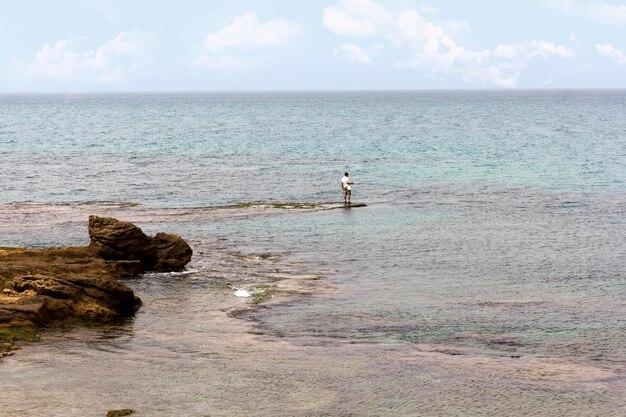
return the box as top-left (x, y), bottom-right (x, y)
top-left (341, 176), bottom-right (350, 190)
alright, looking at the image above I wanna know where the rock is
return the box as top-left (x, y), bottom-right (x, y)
top-left (0, 274), bottom-right (141, 328)
top-left (0, 216), bottom-right (192, 350)
top-left (11, 274), bottom-right (141, 321)
top-left (88, 216), bottom-right (192, 272)
top-left (107, 409), bottom-right (135, 417)
top-left (3, 297), bottom-right (82, 327)
top-left (151, 232), bottom-right (193, 271)
top-left (88, 216), bottom-right (151, 260)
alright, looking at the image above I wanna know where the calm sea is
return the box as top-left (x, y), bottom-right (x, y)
top-left (0, 91), bottom-right (624, 416)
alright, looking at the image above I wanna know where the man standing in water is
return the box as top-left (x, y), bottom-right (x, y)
top-left (341, 172), bottom-right (354, 205)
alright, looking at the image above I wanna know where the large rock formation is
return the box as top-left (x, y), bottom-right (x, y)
top-left (1, 273), bottom-right (141, 327)
top-left (0, 245), bottom-right (145, 330)
top-left (88, 216), bottom-right (192, 272)
top-left (0, 217), bottom-right (193, 353)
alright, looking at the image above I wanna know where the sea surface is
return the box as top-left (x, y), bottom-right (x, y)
top-left (0, 91), bottom-right (624, 416)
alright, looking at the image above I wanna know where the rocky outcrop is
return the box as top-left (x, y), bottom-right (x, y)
top-left (88, 216), bottom-right (192, 272)
top-left (11, 274), bottom-right (140, 321)
top-left (0, 216), bottom-right (192, 350)
top-left (107, 409), bottom-right (135, 417)
top-left (87, 216), bottom-right (151, 260)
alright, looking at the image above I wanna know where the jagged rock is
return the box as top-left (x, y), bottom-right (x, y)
top-left (88, 216), bottom-right (192, 272)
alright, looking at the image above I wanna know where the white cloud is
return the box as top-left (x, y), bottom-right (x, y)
top-left (22, 32), bottom-right (145, 84)
top-left (323, 0), bottom-right (391, 37)
top-left (493, 44), bottom-right (519, 59)
top-left (333, 43), bottom-right (373, 63)
top-left (595, 43), bottom-right (626, 64)
top-left (325, 1), bottom-right (574, 87)
top-left (492, 41), bottom-right (574, 61)
top-left (203, 12), bottom-right (298, 50)
top-left (196, 12), bottom-right (297, 72)
top-left (545, 0), bottom-right (626, 26)
top-left (533, 41), bottom-right (574, 58)
top-left (437, 19), bottom-right (471, 36)
top-left (589, 1), bottom-right (626, 25)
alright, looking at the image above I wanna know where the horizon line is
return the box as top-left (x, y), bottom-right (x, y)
top-left (1, 87), bottom-right (626, 95)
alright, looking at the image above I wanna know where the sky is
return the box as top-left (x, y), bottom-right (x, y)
top-left (1, 0), bottom-right (625, 92)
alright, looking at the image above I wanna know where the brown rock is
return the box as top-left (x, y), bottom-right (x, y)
top-left (88, 216), bottom-right (192, 272)
top-left (0, 302), bottom-right (51, 327)
top-left (151, 232), bottom-right (193, 271)
top-left (88, 216), bottom-right (151, 260)
top-left (107, 409), bottom-right (135, 417)
top-left (0, 216), bottom-right (192, 348)
top-left (9, 274), bottom-right (141, 324)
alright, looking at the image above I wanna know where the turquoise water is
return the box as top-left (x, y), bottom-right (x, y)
top-left (0, 91), bottom-right (624, 416)
top-left (1, 91), bottom-right (624, 205)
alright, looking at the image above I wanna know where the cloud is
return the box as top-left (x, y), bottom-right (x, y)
top-left (203, 12), bottom-right (298, 50)
top-left (493, 44), bottom-right (519, 59)
top-left (437, 19), bottom-right (472, 36)
top-left (22, 32), bottom-right (145, 83)
top-left (333, 43), bottom-right (374, 63)
top-left (532, 41), bottom-right (575, 58)
top-left (325, 0), bottom-right (574, 87)
top-left (545, 0), bottom-right (626, 26)
top-left (323, 0), bottom-right (391, 37)
top-left (196, 12), bottom-right (298, 72)
top-left (595, 43), bottom-right (626, 64)
top-left (493, 41), bottom-right (574, 60)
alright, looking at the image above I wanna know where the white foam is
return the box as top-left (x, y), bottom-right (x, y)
top-left (234, 289), bottom-right (251, 298)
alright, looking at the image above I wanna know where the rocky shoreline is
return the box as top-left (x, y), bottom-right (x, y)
top-left (0, 215), bottom-right (192, 357)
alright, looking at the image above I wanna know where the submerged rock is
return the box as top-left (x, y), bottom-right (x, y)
top-left (107, 410), bottom-right (135, 417)
top-left (88, 216), bottom-right (192, 272)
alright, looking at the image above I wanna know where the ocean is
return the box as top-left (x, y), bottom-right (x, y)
top-left (0, 91), bottom-right (624, 416)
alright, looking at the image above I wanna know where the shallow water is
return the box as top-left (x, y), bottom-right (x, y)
top-left (0, 91), bottom-right (625, 416)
